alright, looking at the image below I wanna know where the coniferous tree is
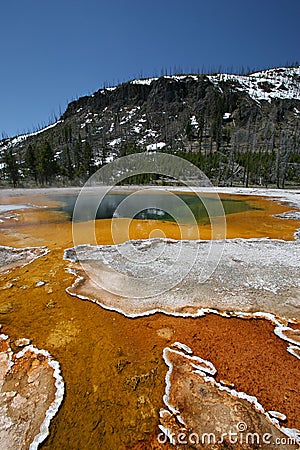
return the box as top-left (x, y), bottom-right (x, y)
top-left (74, 136), bottom-right (83, 175)
top-left (25, 144), bottom-right (37, 182)
top-left (82, 141), bottom-right (94, 179)
top-left (65, 146), bottom-right (74, 179)
top-left (4, 150), bottom-right (19, 187)
top-left (101, 146), bottom-right (108, 165)
top-left (36, 141), bottom-right (58, 184)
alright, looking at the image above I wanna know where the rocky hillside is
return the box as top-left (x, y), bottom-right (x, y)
top-left (1, 66), bottom-right (300, 187)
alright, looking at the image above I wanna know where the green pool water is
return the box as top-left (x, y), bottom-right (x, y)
top-left (51, 191), bottom-right (258, 225)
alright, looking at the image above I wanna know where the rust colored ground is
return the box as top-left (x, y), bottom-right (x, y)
top-left (0, 191), bottom-right (299, 449)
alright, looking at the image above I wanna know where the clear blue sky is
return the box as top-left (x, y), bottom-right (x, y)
top-left (1, 0), bottom-right (299, 138)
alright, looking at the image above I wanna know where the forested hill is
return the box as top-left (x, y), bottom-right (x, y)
top-left (1, 66), bottom-right (300, 187)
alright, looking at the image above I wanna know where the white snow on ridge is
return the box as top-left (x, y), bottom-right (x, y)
top-left (99, 86), bottom-right (117, 94)
top-left (208, 66), bottom-right (300, 103)
top-left (0, 120), bottom-right (63, 153)
top-left (130, 67), bottom-right (300, 103)
top-left (131, 74), bottom-right (200, 86)
top-left (1, 67), bottom-right (298, 157)
top-left (131, 78), bottom-right (158, 85)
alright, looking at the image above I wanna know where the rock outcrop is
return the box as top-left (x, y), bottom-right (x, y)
top-left (0, 333), bottom-right (64, 450)
top-left (159, 344), bottom-right (300, 449)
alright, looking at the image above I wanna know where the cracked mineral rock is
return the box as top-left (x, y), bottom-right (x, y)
top-left (275, 210), bottom-right (300, 220)
top-left (0, 246), bottom-right (49, 274)
top-left (64, 238), bottom-right (300, 320)
top-left (160, 345), bottom-right (299, 449)
top-left (0, 334), bottom-right (64, 450)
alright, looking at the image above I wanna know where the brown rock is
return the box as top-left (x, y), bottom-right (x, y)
top-left (0, 334), bottom-right (64, 450)
top-left (160, 346), bottom-right (299, 449)
top-left (14, 338), bottom-right (31, 348)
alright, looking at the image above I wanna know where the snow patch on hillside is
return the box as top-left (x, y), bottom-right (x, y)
top-left (208, 67), bottom-right (300, 103)
top-left (146, 142), bottom-right (166, 151)
top-left (0, 121), bottom-right (63, 153)
top-left (129, 67), bottom-right (300, 103)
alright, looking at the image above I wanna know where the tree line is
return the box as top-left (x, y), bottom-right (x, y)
top-left (1, 137), bottom-right (299, 189)
top-left (1, 137), bottom-right (95, 187)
